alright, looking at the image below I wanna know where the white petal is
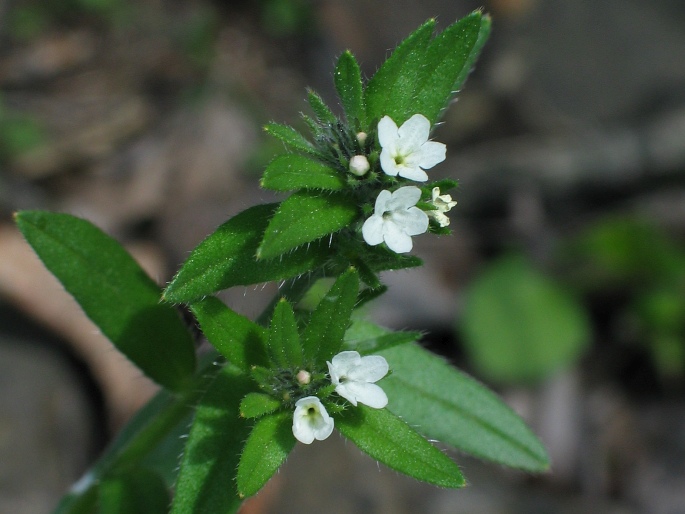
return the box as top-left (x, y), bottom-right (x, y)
top-left (379, 150), bottom-right (401, 177)
top-left (292, 397), bottom-right (334, 444)
top-left (330, 351), bottom-right (361, 374)
top-left (374, 189), bottom-right (392, 214)
top-left (349, 355), bottom-right (389, 383)
top-left (383, 221), bottom-right (413, 253)
top-left (397, 114), bottom-right (430, 147)
top-left (377, 116), bottom-right (399, 149)
top-left (334, 383), bottom-right (358, 406)
top-left (387, 186), bottom-right (422, 210)
top-left (392, 207), bottom-right (429, 236)
top-left (362, 215), bottom-right (385, 246)
top-left (418, 141), bottom-right (446, 169)
top-left (397, 165), bottom-right (428, 182)
top-left (342, 382), bottom-right (388, 409)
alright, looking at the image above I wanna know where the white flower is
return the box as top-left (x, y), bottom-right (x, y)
top-left (362, 186), bottom-right (428, 253)
top-left (292, 396), bottom-right (334, 444)
top-left (327, 351), bottom-right (389, 408)
top-left (428, 187), bottom-right (457, 227)
top-left (378, 114), bottom-right (446, 182)
top-left (349, 155), bottom-right (370, 176)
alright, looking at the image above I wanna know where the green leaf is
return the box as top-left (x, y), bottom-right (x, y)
top-left (337, 405), bottom-right (464, 488)
top-left (172, 366), bottom-right (254, 514)
top-left (344, 319), bottom-right (421, 354)
top-left (264, 122), bottom-right (322, 159)
top-left (365, 12), bottom-right (491, 126)
top-left (334, 50), bottom-right (366, 127)
top-left (379, 343), bottom-right (550, 472)
top-left (257, 191), bottom-right (358, 260)
top-left (99, 468), bottom-right (170, 514)
top-left (365, 19), bottom-right (435, 125)
top-left (413, 11), bottom-right (491, 125)
top-left (267, 299), bottom-right (303, 368)
top-left (236, 412), bottom-right (295, 498)
top-left (460, 255), bottom-right (590, 383)
top-left (260, 154), bottom-right (346, 192)
top-left (164, 203), bottom-right (331, 303)
top-left (15, 211), bottom-right (196, 393)
top-left (240, 392), bottom-right (281, 418)
top-left (190, 297), bottom-right (268, 371)
top-left (301, 268), bottom-right (359, 364)
top-left (307, 89), bottom-right (337, 125)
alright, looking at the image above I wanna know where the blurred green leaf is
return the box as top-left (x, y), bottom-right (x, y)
top-left (190, 297), bottom-right (268, 371)
top-left (164, 203), bottom-right (331, 303)
top-left (260, 154), bottom-right (346, 191)
top-left (257, 191), bottom-right (357, 260)
top-left (380, 343), bottom-right (550, 472)
top-left (337, 405), bottom-right (464, 488)
top-left (16, 211), bottom-right (196, 392)
top-left (334, 51), bottom-right (366, 128)
top-left (172, 366), bottom-right (254, 514)
top-left (301, 268), bottom-right (359, 365)
top-left (99, 468), bottom-right (170, 514)
top-left (237, 412), bottom-right (295, 498)
top-left (461, 255), bottom-right (590, 383)
top-left (343, 319), bottom-right (421, 354)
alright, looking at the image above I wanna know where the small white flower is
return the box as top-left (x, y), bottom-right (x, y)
top-left (428, 187), bottom-right (457, 227)
top-left (292, 396), bottom-right (334, 444)
top-left (378, 114), bottom-right (446, 182)
top-left (327, 351), bottom-right (389, 408)
top-left (362, 186), bottom-right (428, 253)
top-left (349, 155), bottom-right (370, 176)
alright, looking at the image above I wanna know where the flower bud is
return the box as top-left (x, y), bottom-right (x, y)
top-left (296, 369), bottom-right (311, 385)
top-left (356, 131), bottom-right (367, 145)
top-left (349, 155), bottom-right (370, 176)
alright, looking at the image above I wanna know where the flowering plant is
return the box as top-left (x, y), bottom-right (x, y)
top-left (16, 11), bottom-right (549, 513)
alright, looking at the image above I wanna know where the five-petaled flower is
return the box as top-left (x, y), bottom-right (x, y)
top-left (427, 187), bottom-right (457, 227)
top-left (378, 114), bottom-right (446, 182)
top-left (292, 396), bottom-right (334, 444)
top-left (327, 351), bottom-right (389, 408)
top-left (362, 186), bottom-right (429, 253)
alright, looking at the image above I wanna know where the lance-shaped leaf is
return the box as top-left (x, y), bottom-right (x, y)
top-left (172, 366), bottom-right (254, 514)
top-left (99, 468), bottom-right (170, 514)
top-left (343, 319), bottom-right (421, 355)
top-left (237, 411), bottom-right (295, 498)
top-left (164, 203), bottom-right (331, 303)
top-left (15, 211), bottom-right (196, 392)
top-left (307, 89), bottom-right (337, 125)
top-left (260, 154), bottom-right (346, 192)
top-left (379, 343), bottom-right (550, 472)
top-left (365, 12), bottom-right (491, 127)
top-left (257, 191), bottom-right (358, 260)
top-left (334, 50), bottom-right (366, 127)
top-left (301, 268), bottom-right (359, 365)
top-left (264, 122), bottom-right (323, 159)
top-left (267, 298), bottom-right (302, 368)
top-left (240, 392), bottom-right (281, 419)
top-left (365, 19), bottom-right (435, 125)
top-left (337, 405), bottom-right (464, 488)
top-left (190, 297), bottom-right (268, 371)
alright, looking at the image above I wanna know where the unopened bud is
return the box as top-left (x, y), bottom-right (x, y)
top-left (296, 369), bottom-right (311, 385)
top-left (349, 155), bottom-right (370, 176)
top-left (356, 131), bottom-right (367, 145)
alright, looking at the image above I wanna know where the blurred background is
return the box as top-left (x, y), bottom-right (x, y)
top-left (1, 0), bottom-right (685, 512)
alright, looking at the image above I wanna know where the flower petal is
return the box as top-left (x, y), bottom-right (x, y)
top-left (362, 214), bottom-right (385, 246)
top-left (377, 116), bottom-right (399, 149)
top-left (392, 207), bottom-right (429, 236)
top-left (419, 141), bottom-right (446, 169)
top-left (341, 382), bottom-right (388, 409)
top-left (397, 165), bottom-right (428, 182)
top-left (348, 355), bottom-right (389, 383)
top-left (383, 220), bottom-right (413, 253)
top-left (387, 186), bottom-right (422, 210)
top-left (374, 189), bottom-right (393, 214)
top-left (397, 114), bottom-right (430, 148)
top-left (379, 150), bottom-right (401, 177)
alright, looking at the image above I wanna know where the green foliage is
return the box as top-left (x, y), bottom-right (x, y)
top-left (460, 255), bottom-right (590, 383)
top-left (240, 393), bottom-right (282, 419)
top-left (267, 299), bottom-right (303, 368)
top-left (257, 191), bottom-right (358, 260)
top-left (334, 51), bottom-right (366, 128)
top-left (260, 154), bottom-right (346, 191)
top-left (0, 100), bottom-right (46, 159)
top-left (264, 122), bottom-right (322, 159)
top-left (236, 412), bottom-right (295, 498)
top-left (380, 344), bottom-right (549, 472)
top-left (99, 469), bottom-right (170, 514)
top-left (15, 211), bottom-right (196, 392)
top-left (337, 405), bottom-right (464, 488)
top-left (343, 319), bottom-right (421, 354)
top-left (164, 203), bottom-right (331, 303)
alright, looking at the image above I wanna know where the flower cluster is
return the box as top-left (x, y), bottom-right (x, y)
top-left (361, 114), bottom-right (454, 253)
top-left (291, 350), bottom-right (389, 444)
